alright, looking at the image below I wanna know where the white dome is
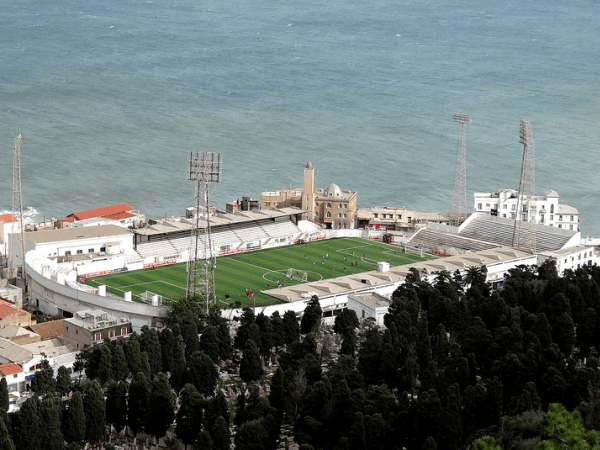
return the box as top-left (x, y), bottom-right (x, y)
top-left (324, 183), bottom-right (342, 197)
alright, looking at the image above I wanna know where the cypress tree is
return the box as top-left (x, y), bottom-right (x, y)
top-left (125, 337), bottom-right (144, 375)
top-left (300, 295), bottom-right (322, 334)
top-left (176, 384), bottom-right (204, 448)
top-left (282, 310), bottom-right (300, 344)
top-left (63, 391), bottom-right (86, 445)
top-left (12, 396), bottom-right (41, 450)
top-left (139, 325), bottom-right (163, 376)
top-left (171, 334), bottom-right (187, 391)
top-left (128, 371), bottom-right (150, 436)
top-left (30, 359), bottom-right (55, 395)
top-left (83, 380), bottom-right (106, 445)
top-left (269, 367), bottom-right (286, 418)
top-left (56, 365), bottom-right (71, 397)
top-left (0, 416), bottom-right (15, 450)
top-left (39, 395), bottom-right (64, 450)
top-left (210, 415), bottom-right (230, 450)
top-left (199, 325), bottom-right (221, 364)
top-left (194, 429), bottom-right (213, 450)
top-left (159, 327), bottom-right (176, 373)
top-left (111, 340), bottom-right (130, 381)
top-left (186, 351), bottom-right (218, 396)
top-left (0, 378), bottom-right (8, 422)
top-left (240, 339), bottom-right (264, 383)
top-left (106, 381), bottom-right (128, 435)
top-left (146, 373), bottom-right (176, 440)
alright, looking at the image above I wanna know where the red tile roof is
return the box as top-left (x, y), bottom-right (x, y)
top-left (0, 299), bottom-right (19, 320)
top-left (103, 211), bottom-right (136, 221)
top-left (0, 363), bottom-right (22, 376)
top-left (0, 214), bottom-right (17, 223)
top-left (68, 203), bottom-right (134, 221)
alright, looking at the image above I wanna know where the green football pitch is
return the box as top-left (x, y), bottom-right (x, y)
top-left (86, 237), bottom-right (432, 308)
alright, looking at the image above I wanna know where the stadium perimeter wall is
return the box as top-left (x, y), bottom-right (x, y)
top-left (25, 259), bottom-right (168, 331)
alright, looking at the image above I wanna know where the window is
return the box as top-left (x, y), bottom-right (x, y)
top-left (477, 203), bottom-right (482, 210)
top-left (570, 215), bottom-right (574, 221)
top-left (486, 203), bottom-right (490, 207)
top-left (94, 333), bottom-right (101, 341)
top-left (338, 204), bottom-right (342, 208)
top-left (558, 224), bottom-right (562, 228)
top-left (100, 247), bottom-right (106, 252)
top-left (374, 214), bottom-right (378, 218)
top-left (570, 225), bottom-right (573, 230)
top-left (265, 202), bottom-right (270, 206)
top-left (65, 251), bottom-right (71, 256)
top-left (511, 204), bottom-right (516, 211)
top-left (344, 214), bottom-right (347, 218)
top-left (503, 214), bottom-right (507, 218)
top-left (550, 215), bottom-right (554, 221)
top-left (121, 328), bottom-right (128, 336)
top-left (326, 212), bottom-right (331, 218)
top-left (88, 248), bottom-right (94, 253)
top-left (77, 249), bottom-right (83, 254)
top-left (338, 213), bottom-right (342, 218)
top-left (327, 203), bottom-right (332, 208)
top-left (503, 204), bottom-right (507, 209)
top-left (550, 204), bottom-right (554, 213)
top-left (559, 215), bottom-right (563, 221)
top-left (109, 330), bottom-right (115, 338)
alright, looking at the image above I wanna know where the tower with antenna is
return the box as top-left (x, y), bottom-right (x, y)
top-left (450, 113), bottom-right (471, 226)
top-left (512, 120), bottom-right (536, 252)
top-left (186, 152), bottom-right (222, 313)
top-left (11, 134), bottom-right (26, 281)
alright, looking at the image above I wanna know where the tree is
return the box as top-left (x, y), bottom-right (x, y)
top-left (283, 310), bottom-right (300, 344)
top-left (269, 367), bottom-right (286, 418)
top-left (106, 381), bottom-right (128, 436)
top-left (139, 325), bottom-right (163, 376)
top-left (210, 415), bottom-right (230, 450)
top-left (200, 325), bottom-right (221, 364)
top-left (128, 371), bottom-right (150, 436)
top-left (470, 436), bottom-right (501, 450)
top-left (83, 380), bottom-right (106, 445)
top-left (539, 403), bottom-right (600, 449)
top-left (111, 340), bottom-right (130, 381)
top-left (63, 391), bottom-right (86, 445)
top-left (0, 379), bottom-right (8, 422)
top-left (39, 395), bottom-right (63, 450)
top-left (12, 396), bottom-right (41, 450)
top-left (176, 384), bottom-right (204, 448)
top-left (159, 327), bottom-right (176, 373)
top-left (0, 416), bottom-right (15, 450)
top-left (146, 373), bottom-right (176, 441)
top-left (56, 365), bottom-right (71, 397)
top-left (30, 359), bottom-right (55, 395)
top-left (270, 311), bottom-right (286, 350)
top-left (240, 339), bottom-right (264, 383)
top-left (171, 334), bottom-right (187, 391)
top-left (333, 309), bottom-right (359, 336)
top-left (301, 295), bottom-right (322, 334)
top-left (187, 351), bottom-right (218, 396)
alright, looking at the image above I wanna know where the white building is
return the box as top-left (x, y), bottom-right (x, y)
top-left (347, 292), bottom-right (392, 327)
top-left (473, 189), bottom-right (579, 231)
top-left (539, 246), bottom-right (597, 276)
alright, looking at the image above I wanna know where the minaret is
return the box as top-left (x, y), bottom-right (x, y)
top-left (303, 161), bottom-right (315, 221)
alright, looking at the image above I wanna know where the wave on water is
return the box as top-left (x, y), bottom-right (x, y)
top-left (0, 207), bottom-right (42, 226)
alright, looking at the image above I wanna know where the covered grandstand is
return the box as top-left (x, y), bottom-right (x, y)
top-left (132, 207), bottom-right (321, 262)
top-left (408, 212), bottom-right (580, 255)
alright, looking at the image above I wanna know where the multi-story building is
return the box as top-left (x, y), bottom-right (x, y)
top-left (260, 161), bottom-right (358, 229)
top-left (63, 309), bottom-right (132, 350)
top-left (473, 189), bottom-right (579, 231)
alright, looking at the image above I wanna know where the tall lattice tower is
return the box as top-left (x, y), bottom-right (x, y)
top-left (512, 120), bottom-right (536, 252)
top-left (11, 134), bottom-right (26, 280)
top-left (186, 152), bottom-right (222, 312)
top-left (450, 113), bottom-right (471, 226)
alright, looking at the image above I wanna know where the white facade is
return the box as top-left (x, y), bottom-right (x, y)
top-left (347, 292), bottom-right (392, 326)
top-left (473, 189), bottom-right (579, 232)
top-left (539, 246), bottom-right (597, 276)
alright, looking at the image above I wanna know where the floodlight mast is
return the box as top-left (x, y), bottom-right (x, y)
top-left (512, 120), bottom-right (536, 253)
top-left (11, 134), bottom-right (26, 281)
top-left (450, 113), bottom-right (471, 227)
top-left (186, 152), bottom-right (222, 313)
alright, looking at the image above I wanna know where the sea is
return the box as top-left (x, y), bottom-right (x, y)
top-left (1, 0), bottom-right (599, 235)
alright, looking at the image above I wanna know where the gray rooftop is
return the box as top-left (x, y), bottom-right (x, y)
top-left (23, 225), bottom-right (131, 244)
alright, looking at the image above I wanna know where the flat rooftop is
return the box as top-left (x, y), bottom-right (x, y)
top-left (23, 225), bottom-right (131, 244)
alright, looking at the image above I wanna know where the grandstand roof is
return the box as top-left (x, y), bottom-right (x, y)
top-left (264, 246), bottom-right (532, 303)
top-left (21, 224), bottom-right (131, 244)
top-left (136, 207), bottom-right (304, 236)
top-left (67, 203), bottom-right (134, 221)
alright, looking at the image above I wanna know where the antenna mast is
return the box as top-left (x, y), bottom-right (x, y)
top-left (186, 152), bottom-right (222, 313)
top-left (450, 113), bottom-right (471, 226)
top-left (11, 134), bottom-right (26, 281)
top-left (512, 120), bottom-right (536, 252)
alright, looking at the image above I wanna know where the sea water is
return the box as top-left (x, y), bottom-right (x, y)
top-left (1, 0), bottom-right (599, 234)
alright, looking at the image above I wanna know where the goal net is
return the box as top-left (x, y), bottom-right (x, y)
top-left (141, 291), bottom-right (163, 304)
top-left (287, 268), bottom-right (308, 282)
